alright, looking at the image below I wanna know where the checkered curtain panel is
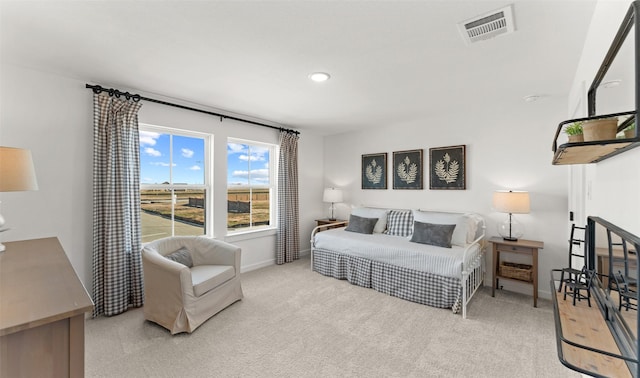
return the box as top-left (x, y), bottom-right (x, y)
top-left (92, 94), bottom-right (145, 317)
top-left (276, 131), bottom-right (300, 264)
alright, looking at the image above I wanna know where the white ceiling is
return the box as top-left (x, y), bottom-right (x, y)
top-left (1, 1), bottom-right (597, 135)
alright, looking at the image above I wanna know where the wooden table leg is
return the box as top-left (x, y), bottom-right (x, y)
top-left (533, 249), bottom-right (538, 307)
top-left (492, 246), bottom-right (499, 297)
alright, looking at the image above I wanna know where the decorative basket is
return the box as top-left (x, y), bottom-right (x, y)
top-left (499, 262), bottom-right (533, 282)
top-left (582, 117), bottom-right (618, 142)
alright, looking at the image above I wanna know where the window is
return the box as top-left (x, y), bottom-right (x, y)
top-left (227, 139), bottom-right (276, 233)
top-left (140, 126), bottom-right (211, 243)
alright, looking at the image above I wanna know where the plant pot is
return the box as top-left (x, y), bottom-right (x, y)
top-left (582, 118), bottom-right (618, 142)
top-left (568, 134), bottom-right (584, 143)
top-left (624, 129), bottom-right (636, 138)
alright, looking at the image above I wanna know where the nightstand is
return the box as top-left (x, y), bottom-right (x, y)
top-left (315, 218), bottom-right (347, 232)
top-left (490, 236), bottom-right (544, 307)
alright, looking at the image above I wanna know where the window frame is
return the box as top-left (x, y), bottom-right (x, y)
top-left (139, 124), bottom-right (213, 240)
top-left (226, 137), bottom-right (277, 235)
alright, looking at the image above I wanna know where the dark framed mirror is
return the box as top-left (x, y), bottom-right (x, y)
top-left (587, 2), bottom-right (639, 137)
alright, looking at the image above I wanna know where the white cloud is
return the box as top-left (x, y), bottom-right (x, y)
top-left (150, 162), bottom-right (176, 167)
top-left (232, 168), bottom-right (269, 179)
top-left (140, 131), bottom-right (160, 146)
top-left (238, 154), bottom-right (262, 162)
top-left (227, 143), bottom-right (247, 154)
top-left (144, 147), bottom-right (161, 157)
top-left (189, 165), bottom-right (201, 171)
top-left (182, 148), bottom-right (194, 158)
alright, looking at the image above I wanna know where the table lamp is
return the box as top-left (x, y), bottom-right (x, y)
top-left (0, 147), bottom-right (39, 252)
top-left (493, 190), bottom-right (530, 242)
top-left (323, 188), bottom-right (343, 221)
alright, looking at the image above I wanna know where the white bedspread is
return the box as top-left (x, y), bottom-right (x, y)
top-left (313, 228), bottom-right (480, 279)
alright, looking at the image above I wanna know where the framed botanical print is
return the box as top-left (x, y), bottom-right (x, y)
top-left (362, 153), bottom-right (387, 189)
top-left (429, 145), bottom-right (466, 190)
top-left (392, 149), bottom-right (423, 190)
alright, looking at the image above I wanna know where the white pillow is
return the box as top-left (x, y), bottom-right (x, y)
top-left (412, 210), bottom-right (477, 246)
top-left (351, 207), bottom-right (389, 233)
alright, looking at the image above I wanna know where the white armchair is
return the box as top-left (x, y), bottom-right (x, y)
top-left (141, 236), bottom-right (243, 334)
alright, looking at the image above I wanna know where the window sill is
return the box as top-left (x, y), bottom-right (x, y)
top-left (225, 227), bottom-right (277, 243)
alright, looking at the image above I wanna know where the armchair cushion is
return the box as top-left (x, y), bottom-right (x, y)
top-left (191, 265), bottom-right (235, 297)
top-left (165, 247), bottom-right (194, 268)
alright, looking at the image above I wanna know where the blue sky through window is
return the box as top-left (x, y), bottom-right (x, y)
top-left (227, 142), bottom-right (270, 187)
top-left (140, 131), bottom-right (204, 185)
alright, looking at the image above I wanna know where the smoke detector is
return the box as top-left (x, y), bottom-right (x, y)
top-left (458, 5), bottom-right (516, 45)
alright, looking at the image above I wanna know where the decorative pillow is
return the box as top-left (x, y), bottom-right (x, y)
top-left (413, 210), bottom-right (478, 246)
top-left (385, 210), bottom-right (414, 237)
top-left (351, 207), bottom-right (389, 233)
top-left (410, 221), bottom-right (456, 248)
top-left (345, 214), bottom-right (378, 234)
top-left (165, 247), bottom-right (193, 268)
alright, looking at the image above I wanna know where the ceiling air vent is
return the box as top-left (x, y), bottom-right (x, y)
top-left (458, 5), bottom-right (515, 45)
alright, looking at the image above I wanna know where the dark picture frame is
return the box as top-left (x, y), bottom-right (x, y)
top-left (392, 149), bottom-right (423, 190)
top-left (361, 153), bottom-right (387, 189)
top-left (429, 145), bottom-right (466, 190)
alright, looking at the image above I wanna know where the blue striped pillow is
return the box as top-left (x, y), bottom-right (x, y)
top-left (385, 210), bottom-right (414, 237)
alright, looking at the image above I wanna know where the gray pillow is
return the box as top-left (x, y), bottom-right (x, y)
top-left (410, 221), bottom-right (456, 248)
top-left (165, 247), bottom-right (193, 267)
top-left (345, 214), bottom-right (378, 234)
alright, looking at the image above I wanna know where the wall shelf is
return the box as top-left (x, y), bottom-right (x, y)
top-left (551, 0), bottom-right (639, 166)
top-left (552, 111), bottom-right (639, 165)
top-left (551, 217), bottom-right (640, 378)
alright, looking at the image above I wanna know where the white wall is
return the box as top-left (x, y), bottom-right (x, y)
top-left (568, 0), bottom-right (640, 237)
top-left (0, 63), bottom-right (324, 288)
top-left (323, 98), bottom-right (570, 299)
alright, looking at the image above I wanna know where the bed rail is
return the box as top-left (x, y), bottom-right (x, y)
top-left (460, 217), bottom-right (487, 319)
top-left (310, 221), bottom-right (348, 268)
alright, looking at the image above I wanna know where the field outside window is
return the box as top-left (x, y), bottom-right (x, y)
top-left (227, 140), bottom-right (275, 232)
top-left (139, 126), bottom-right (211, 243)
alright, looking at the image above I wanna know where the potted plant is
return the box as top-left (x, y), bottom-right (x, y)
top-left (623, 121), bottom-right (636, 138)
top-left (582, 117), bottom-right (618, 141)
top-left (564, 122), bottom-right (584, 143)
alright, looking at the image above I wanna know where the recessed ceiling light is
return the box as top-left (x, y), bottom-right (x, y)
top-left (523, 95), bottom-right (542, 103)
top-left (309, 72), bottom-right (330, 82)
top-left (601, 80), bottom-right (622, 88)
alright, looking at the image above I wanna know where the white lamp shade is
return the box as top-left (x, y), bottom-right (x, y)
top-left (493, 190), bottom-right (530, 214)
top-left (323, 188), bottom-right (343, 203)
top-left (0, 147), bottom-right (39, 192)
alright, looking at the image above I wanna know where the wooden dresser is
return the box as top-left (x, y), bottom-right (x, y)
top-left (0, 237), bottom-right (94, 377)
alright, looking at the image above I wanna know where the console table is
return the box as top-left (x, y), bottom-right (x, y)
top-left (0, 237), bottom-right (94, 377)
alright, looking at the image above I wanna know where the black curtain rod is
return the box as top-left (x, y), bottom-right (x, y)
top-left (85, 84), bottom-right (299, 135)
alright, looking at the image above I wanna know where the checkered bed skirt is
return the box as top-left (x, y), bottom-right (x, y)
top-left (313, 248), bottom-right (462, 312)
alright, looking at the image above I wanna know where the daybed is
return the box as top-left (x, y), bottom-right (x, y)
top-left (311, 208), bottom-right (485, 318)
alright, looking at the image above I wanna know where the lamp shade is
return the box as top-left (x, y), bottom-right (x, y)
top-left (493, 190), bottom-right (530, 214)
top-left (323, 188), bottom-right (343, 203)
top-left (0, 147), bottom-right (39, 192)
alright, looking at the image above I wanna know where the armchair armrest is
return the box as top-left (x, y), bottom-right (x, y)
top-left (142, 247), bottom-right (194, 300)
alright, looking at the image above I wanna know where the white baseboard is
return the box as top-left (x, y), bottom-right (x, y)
top-left (241, 259), bottom-right (275, 273)
top-left (240, 248), bottom-right (311, 273)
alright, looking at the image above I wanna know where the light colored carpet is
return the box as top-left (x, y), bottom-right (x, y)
top-left (86, 256), bottom-right (579, 377)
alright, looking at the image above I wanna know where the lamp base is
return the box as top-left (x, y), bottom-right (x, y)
top-left (497, 216), bottom-right (524, 241)
top-left (328, 218), bottom-right (337, 221)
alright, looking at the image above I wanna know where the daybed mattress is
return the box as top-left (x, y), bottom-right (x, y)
top-left (313, 228), bottom-right (479, 279)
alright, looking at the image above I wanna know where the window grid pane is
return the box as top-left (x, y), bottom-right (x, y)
top-left (140, 128), bottom-right (209, 242)
top-left (227, 140), bottom-right (273, 232)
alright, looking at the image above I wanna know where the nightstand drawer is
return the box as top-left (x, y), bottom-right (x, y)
top-left (496, 245), bottom-right (534, 254)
